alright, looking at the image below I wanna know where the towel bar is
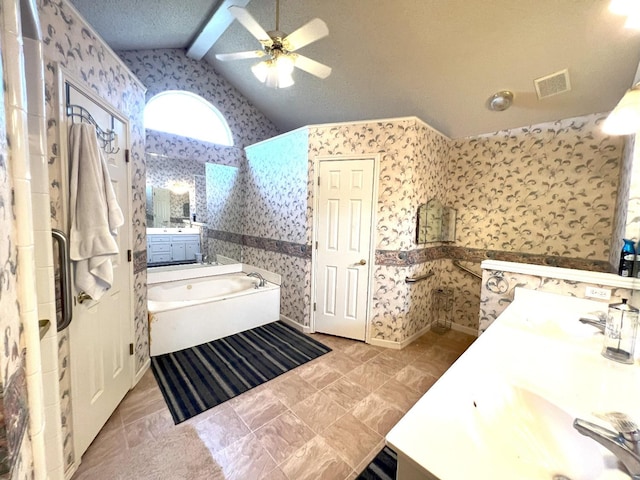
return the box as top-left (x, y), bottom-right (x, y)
top-left (453, 260), bottom-right (482, 279)
top-left (405, 272), bottom-right (434, 284)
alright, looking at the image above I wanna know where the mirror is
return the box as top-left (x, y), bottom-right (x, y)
top-left (145, 150), bottom-right (244, 265)
top-left (146, 185), bottom-right (190, 227)
top-left (417, 199), bottom-right (456, 243)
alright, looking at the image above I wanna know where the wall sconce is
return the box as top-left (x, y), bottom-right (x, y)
top-left (603, 84), bottom-right (640, 135)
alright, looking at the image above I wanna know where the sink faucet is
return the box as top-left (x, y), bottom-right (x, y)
top-left (573, 413), bottom-right (640, 479)
top-left (247, 272), bottom-right (266, 288)
top-left (579, 311), bottom-right (608, 333)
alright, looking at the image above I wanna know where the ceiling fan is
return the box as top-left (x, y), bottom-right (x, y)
top-left (215, 0), bottom-right (332, 88)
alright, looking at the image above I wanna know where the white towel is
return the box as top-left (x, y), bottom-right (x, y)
top-left (68, 123), bottom-right (124, 301)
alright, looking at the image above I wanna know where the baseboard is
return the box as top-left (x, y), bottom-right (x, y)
top-left (134, 358), bottom-right (150, 386)
top-left (368, 322), bottom-right (477, 349)
top-left (279, 314), bottom-right (311, 333)
top-left (368, 323), bottom-right (432, 350)
top-left (451, 323), bottom-right (478, 337)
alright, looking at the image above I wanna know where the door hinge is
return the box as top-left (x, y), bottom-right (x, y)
top-left (317, 176), bottom-right (320, 186)
top-left (313, 302), bottom-right (316, 311)
top-left (125, 149), bottom-right (130, 163)
top-left (315, 241), bottom-right (318, 249)
top-left (127, 249), bottom-right (132, 262)
top-left (129, 343), bottom-right (134, 356)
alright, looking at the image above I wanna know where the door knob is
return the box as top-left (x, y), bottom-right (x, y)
top-left (77, 291), bottom-right (93, 304)
top-left (358, 259), bottom-right (367, 265)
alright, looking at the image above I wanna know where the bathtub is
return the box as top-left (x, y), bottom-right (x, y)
top-left (148, 271), bottom-right (281, 356)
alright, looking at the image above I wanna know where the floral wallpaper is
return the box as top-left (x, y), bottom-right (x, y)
top-left (610, 134), bottom-right (633, 269)
top-left (146, 130), bottom-right (244, 168)
top-left (0, 20), bottom-right (32, 477)
top-left (119, 49), bottom-right (280, 149)
top-left (308, 119), bottom-right (454, 341)
top-left (479, 268), bottom-right (636, 333)
top-left (245, 129), bottom-right (309, 244)
top-left (624, 135), bottom-right (640, 245)
top-left (38, 0), bottom-right (147, 472)
top-left (448, 114), bottom-right (622, 259)
top-left (206, 164), bottom-right (243, 233)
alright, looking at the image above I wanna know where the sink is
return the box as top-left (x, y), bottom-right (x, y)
top-left (471, 383), bottom-right (610, 480)
top-left (386, 288), bottom-right (640, 480)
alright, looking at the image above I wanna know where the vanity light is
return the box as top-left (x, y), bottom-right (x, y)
top-left (169, 181), bottom-right (189, 195)
top-left (609, 0), bottom-right (640, 28)
top-left (602, 83), bottom-right (640, 135)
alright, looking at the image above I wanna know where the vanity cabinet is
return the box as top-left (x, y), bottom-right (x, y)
top-left (147, 231), bottom-right (200, 264)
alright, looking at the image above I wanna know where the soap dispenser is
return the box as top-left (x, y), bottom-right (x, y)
top-left (602, 299), bottom-right (638, 364)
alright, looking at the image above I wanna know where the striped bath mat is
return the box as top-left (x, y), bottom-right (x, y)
top-left (151, 321), bottom-right (331, 424)
top-left (356, 447), bottom-right (398, 480)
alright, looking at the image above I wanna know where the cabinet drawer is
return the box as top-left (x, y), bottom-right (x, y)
top-left (149, 253), bottom-right (172, 263)
top-left (171, 234), bottom-right (199, 243)
top-left (148, 235), bottom-right (171, 243)
top-left (149, 243), bottom-right (171, 253)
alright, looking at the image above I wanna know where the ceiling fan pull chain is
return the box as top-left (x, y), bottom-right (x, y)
top-left (276, 0), bottom-right (280, 31)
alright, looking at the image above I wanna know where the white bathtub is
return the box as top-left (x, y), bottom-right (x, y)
top-left (148, 271), bottom-right (281, 356)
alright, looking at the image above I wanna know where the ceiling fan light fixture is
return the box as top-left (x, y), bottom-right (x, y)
top-left (252, 55), bottom-right (295, 89)
top-left (251, 61), bottom-right (269, 83)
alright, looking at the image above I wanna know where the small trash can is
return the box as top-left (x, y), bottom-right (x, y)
top-left (431, 287), bottom-right (454, 334)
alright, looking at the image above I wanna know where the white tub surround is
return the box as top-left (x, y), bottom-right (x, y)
top-left (148, 266), bottom-right (281, 356)
top-left (387, 288), bottom-right (640, 480)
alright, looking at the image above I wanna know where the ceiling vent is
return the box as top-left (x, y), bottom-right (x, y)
top-left (534, 69), bottom-right (571, 99)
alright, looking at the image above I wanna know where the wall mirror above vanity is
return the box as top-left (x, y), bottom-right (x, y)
top-left (417, 198), bottom-right (457, 243)
top-left (145, 148), bottom-right (244, 266)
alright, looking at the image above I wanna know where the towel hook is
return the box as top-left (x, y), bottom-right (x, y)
top-left (66, 104), bottom-right (120, 154)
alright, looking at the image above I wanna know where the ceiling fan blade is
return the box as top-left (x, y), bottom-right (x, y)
top-left (284, 18), bottom-right (329, 51)
top-left (228, 5), bottom-right (272, 44)
top-left (215, 50), bottom-right (265, 61)
top-left (293, 54), bottom-right (332, 79)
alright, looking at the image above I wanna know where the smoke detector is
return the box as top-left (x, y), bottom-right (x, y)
top-left (534, 69), bottom-right (571, 99)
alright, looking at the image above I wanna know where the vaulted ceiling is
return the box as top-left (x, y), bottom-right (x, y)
top-left (68, 0), bottom-right (640, 138)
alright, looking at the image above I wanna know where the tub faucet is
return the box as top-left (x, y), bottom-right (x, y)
top-left (247, 272), bottom-right (266, 288)
top-left (573, 413), bottom-right (640, 479)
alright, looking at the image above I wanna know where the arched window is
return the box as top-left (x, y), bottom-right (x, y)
top-left (144, 91), bottom-right (233, 146)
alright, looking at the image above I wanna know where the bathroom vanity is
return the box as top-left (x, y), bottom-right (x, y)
top-left (146, 227), bottom-right (200, 265)
top-left (387, 286), bottom-right (640, 479)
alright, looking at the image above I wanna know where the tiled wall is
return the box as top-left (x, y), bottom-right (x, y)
top-left (0, 6), bottom-right (33, 476)
top-left (38, 0), bottom-right (147, 472)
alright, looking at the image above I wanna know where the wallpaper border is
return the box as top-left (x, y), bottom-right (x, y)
top-left (205, 230), bottom-right (613, 272)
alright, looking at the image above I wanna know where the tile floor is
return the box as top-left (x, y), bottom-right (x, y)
top-left (72, 328), bottom-right (475, 480)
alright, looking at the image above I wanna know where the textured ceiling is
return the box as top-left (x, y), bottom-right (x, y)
top-left (69, 0), bottom-right (640, 139)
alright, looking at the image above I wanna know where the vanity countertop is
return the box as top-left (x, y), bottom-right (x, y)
top-left (147, 227), bottom-right (199, 235)
top-left (386, 288), bottom-right (640, 480)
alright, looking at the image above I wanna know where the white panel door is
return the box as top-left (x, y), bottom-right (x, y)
top-left (66, 84), bottom-right (132, 458)
top-left (315, 159), bottom-right (375, 340)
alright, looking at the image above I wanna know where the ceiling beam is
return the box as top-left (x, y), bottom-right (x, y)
top-left (187, 0), bottom-right (251, 60)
